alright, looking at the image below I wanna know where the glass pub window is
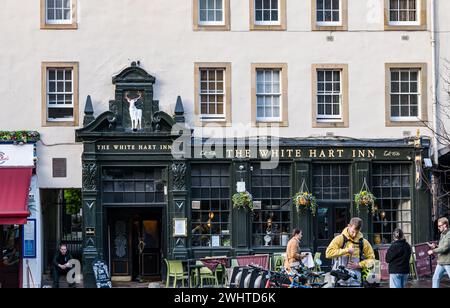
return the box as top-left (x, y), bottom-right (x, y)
top-left (199, 0), bottom-right (224, 24)
top-left (47, 68), bottom-right (73, 121)
top-left (191, 164), bottom-right (231, 247)
top-left (255, 0), bottom-right (280, 24)
top-left (199, 68), bottom-right (225, 120)
top-left (390, 68), bottom-right (420, 120)
top-left (102, 167), bottom-right (165, 205)
top-left (317, 69), bottom-right (342, 120)
top-left (312, 164), bottom-right (350, 201)
top-left (251, 163), bottom-right (291, 247)
top-left (256, 69), bottom-right (281, 121)
top-left (46, 0), bottom-right (72, 24)
top-left (371, 164), bottom-right (412, 244)
top-left (317, 0), bottom-right (341, 23)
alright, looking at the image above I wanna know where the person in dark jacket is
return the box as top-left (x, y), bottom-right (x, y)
top-left (385, 228), bottom-right (411, 288)
top-left (52, 243), bottom-right (74, 288)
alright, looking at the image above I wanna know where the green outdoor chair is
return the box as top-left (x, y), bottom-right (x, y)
top-left (409, 254), bottom-right (418, 280)
top-left (273, 255), bottom-right (285, 271)
top-left (313, 252), bottom-right (322, 272)
top-left (195, 261), bottom-right (219, 288)
top-left (164, 259), bottom-right (189, 288)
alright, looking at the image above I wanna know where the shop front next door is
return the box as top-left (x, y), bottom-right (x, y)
top-left (314, 203), bottom-right (349, 271)
top-left (109, 208), bottom-right (162, 281)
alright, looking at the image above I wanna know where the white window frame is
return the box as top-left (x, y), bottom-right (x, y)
top-left (198, 0), bottom-right (225, 26)
top-left (388, 0), bottom-right (420, 26)
top-left (199, 68), bottom-right (226, 121)
top-left (389, 68), bottom-right (421, 121)
top-left (46, 68), bottom-right (74, 122)
top-left (316, 0), bottom-right (342, 27)
top-left (45, 0), bottom-right (72, 24)
top-left (316, 69), bottom-right (342, 122)
top-left (256, 69), bottom-right (282, 122)
top-left (254, 0), bottom-right (281, 26)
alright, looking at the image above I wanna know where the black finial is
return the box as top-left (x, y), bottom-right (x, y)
top-left (131, 61), bottom-right (137, 67)
top-left (83, 95), bottom-right (95, 126)
top-left (174, 96), bottom-right (185, 123)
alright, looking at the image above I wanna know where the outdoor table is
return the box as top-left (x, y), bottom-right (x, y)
top-left (185, 259), bottom-right (203, 288)
top-left (200, 257), bottom-right (230, 287)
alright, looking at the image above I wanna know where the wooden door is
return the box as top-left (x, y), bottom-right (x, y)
top-left (110, 219), bottom-right (131, 277)
top-left (140, 218), bottom-right (161, 276)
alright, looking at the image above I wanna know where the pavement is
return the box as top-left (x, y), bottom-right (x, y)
top-left (110, 276), bottom-right (450, 288)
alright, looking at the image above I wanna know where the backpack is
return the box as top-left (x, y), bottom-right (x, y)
top-left (330, 234), bottom-right (365, 287)
top-left (341, 234), bottom-right (365, 262)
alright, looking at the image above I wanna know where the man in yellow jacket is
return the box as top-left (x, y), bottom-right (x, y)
top-left (326, 217), bottom-right (375, 286)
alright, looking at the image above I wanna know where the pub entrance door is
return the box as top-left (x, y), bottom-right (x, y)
top-left (312, 163), bottom-right (351, 270)
top-left (108, 208), bottom-right (163, 281)
top-left (314, 203), bottom-right (349, 271)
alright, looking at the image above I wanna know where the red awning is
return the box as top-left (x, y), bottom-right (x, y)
top-left (0, 168), bottom-right (32, 224)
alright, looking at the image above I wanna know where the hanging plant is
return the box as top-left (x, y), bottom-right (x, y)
top-left (0, 131), bottom-right (40, 144)
top-left (293, 191), bottom-right (318, 216)
top-left (354, 178), bottom-right (376, 215)
top-left (292, 179), bottom-right (318, 216)
top-left (232, 191), bottom-right (254, 212)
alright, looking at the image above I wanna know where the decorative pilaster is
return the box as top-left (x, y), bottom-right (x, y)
top-left (295, 161), bottom-right (313, 247)
top-left (170, 161), bottom-right (188, 259)
top-left (81, 160), bottom-right (99, 288)
top-left (353, 161), bottom-right (370, 234)
top-left (233, 161), bottom-right (251, 255)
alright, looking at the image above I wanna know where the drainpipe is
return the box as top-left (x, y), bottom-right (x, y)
top-left (430, 0), bottom-right (439, 221)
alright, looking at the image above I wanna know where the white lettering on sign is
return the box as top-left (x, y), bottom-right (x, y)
top-left (384, 151), bottom-right (401, 157)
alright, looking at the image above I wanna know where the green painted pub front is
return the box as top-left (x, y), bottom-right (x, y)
top-left (76, 64), bottom-right (432, 287)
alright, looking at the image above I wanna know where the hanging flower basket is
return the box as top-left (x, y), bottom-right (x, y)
top-left (293, 191), bottom-right (318, 216)
top-left (354, 190), bottom-right (376, 215)
top-left (232, 191), bottom-right (254, 212)
top-left (0, 131), bottom-right (40, 144)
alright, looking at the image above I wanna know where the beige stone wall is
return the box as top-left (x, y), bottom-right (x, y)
top-left (0, 0), bottom-right (438, 187)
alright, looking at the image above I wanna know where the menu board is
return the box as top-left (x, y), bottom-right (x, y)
top-left (92, 259), bottom-right (112, 288)
top-left (414, 242), bottom-right (437, 278)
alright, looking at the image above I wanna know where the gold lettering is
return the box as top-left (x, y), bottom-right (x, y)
top-left (226, 149), bottom-right (233, 158)
top-left (271, 150), bottom-right (279, 158)
top-left (358, 150), bottom-right (365, 158)
top-left (352, 150), bottom-right (356, 158)
top-left (286, 149), bottom-right (293, 158)
top-left (295, 149), bottom-right (302, 158)
top-left (235, 150), bottom-right (244, 158)
top-left (319, 150), bottom-right (326, 158)
top-left (245, 150), bottom-right (251, 158)
top-left (259, 149), bottom-right (270, 158)
top-left (337, 149), bottom-right (344, 158)
top-left (368, 150), bottom-right (375, 158)
top-left (97, 145), bottom-right (109, 151)
top-left (113, 145), bottom-right (119, 150)
top-left (328, 150), bottom-right (335, 158)
top-left (310, 149), bottom-right (317, 158)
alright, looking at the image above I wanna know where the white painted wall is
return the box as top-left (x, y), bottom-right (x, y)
top-left (0, 0), bottom-right (438, 188)
top-left (436, 0), bottom-right (450, 154)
